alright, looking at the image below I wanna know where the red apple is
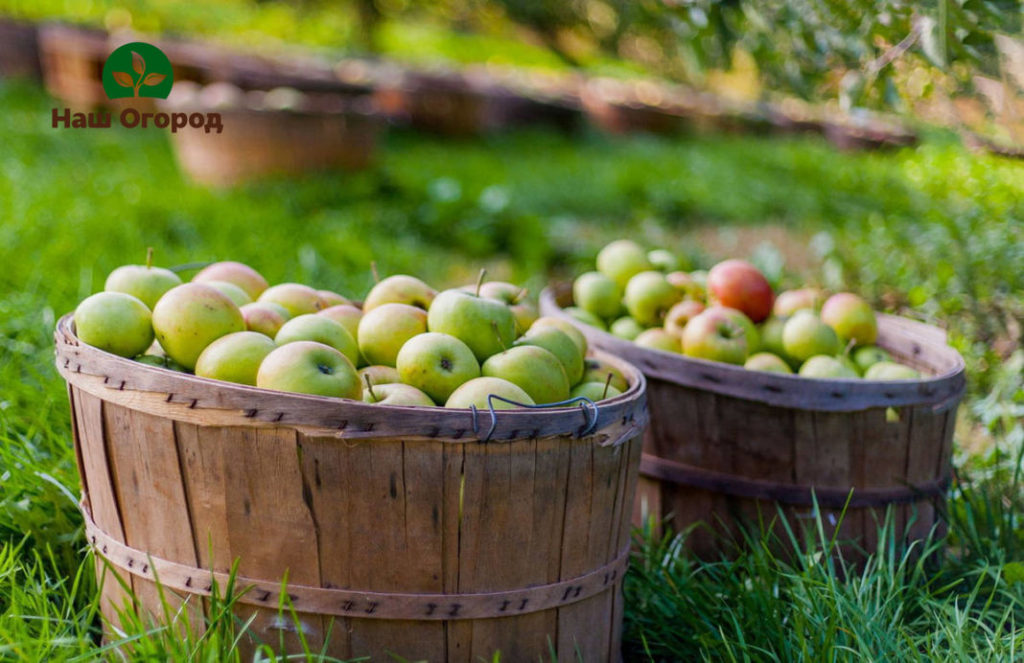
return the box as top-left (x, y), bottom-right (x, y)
top-left (706, 259), bottom-right (774, 323)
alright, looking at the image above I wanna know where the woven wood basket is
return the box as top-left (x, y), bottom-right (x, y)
top-left (540, 284), bottom-right (966, 559)
top-left (54, 314), bottom-right (647, 661)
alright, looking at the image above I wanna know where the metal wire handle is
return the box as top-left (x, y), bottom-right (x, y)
top-left (469, 395), bottom-right (600, 442)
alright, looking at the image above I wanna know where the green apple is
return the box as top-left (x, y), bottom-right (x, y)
top-left (759, 316), bottom-right (789, 359)
top-left (363, 275), bottom-right (436, 312)
top-left (569, 381), bottom-right (623, 401)
top-left (647, 249), bottom-right (682, 272)
top-left (256, 341), bottom-right (361, 399)
top-left (510, 299), bottom-right (539, 335)
top-left (716, 306), bottom-right (760, 353)
top-left (318, 304), bottom-right (362, 342)
top-left (193, 261), bottom-right (268, 300)
top-left (152, 283), bottom-right (245, 370)
top-left (610, 316), bottom-right (645, 340)
top-left (573, 271), bottom-right (622, 320)
top-left (318, 290), bottom-right (351, 307)
top-left (357, 303), bottom-right (428, 367)
top-left (773, 288), bottom-right (824, 317)
top-left (358, 364), bottom-right (401, 387)
top-left (258, 283), bottom-right (326, 317)
top-left (853, 345), bottom-right (892, 374)
top-left (194, 331), bottom-right (276, 386)
top-left (204, 280), bottom-right (252, 307)
top-left (362, 382), bottom-right (435, 407)
top-left (666, 271), bottom-right (705, 301)
top-left (482, 345), bottom-right (569, 405)
top-left (821, 292), bottom-right (878, 346)
top-left (240, 302), bottom-right (290, 338)
top-left (681, 308), bottom-right (748, 364)
top-left (798, 355), bottom-right (859, 379)
top-left (396, 332), bottom-right (480, 404)
top-left (663, 300), bottom-right (705, 338)
top-left (624, 271), bottom-right (681, 327)
top-left (515, 326), bottom-right (584, 385)
top-left (477, 281), bottom-right (538, 334)
top-left (445, 377), bottom-right (535, 409)
top-left (782, 310), bottom-right (840, 364)
top-left (634, 328), bottom-right (681, 353)
top-left (427, 287), bottom-right (516, 362)
top-left (275, 314), bottom-right (359, 367)
top-left (744, 352), bottom-right (793, 374)
top-left (75, 292), bottom-right (154, 358)
top-left (580, 358), bottom-right (629, 392)
top-left (564, 306), bottom-right (607, 330)
top-left (597, 239), bottom-right (652, 288)
top-left (531, 316), bottom-right (587, 356)
top-left (864, 361), bottom-right (921, 380)
top-left (104, 253), bottom-right (181, 310)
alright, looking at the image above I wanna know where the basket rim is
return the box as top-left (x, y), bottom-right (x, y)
top-left (540, 284), bottom-right (966, 412)
top-left (55, 312), bottom-right (648, 442)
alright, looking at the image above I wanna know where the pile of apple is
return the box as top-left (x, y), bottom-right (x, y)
top-left (72, 253), bottom-right (631, 409)
top-left (567, 239), bottom-right (922, 380)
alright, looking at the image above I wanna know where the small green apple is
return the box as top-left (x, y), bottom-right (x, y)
top-left (256, 341), bottom-right (361, 398)
top-left (477, 281), bottom-right (538, 334)
top-left (358, 364), bottom-right (402, 386)
top-left (258, 283), bottom-right (326, 317)
top-left (716, 306), bottom-right (760, 353)
top-left (573, 271), bottom-right (622, 320)
top-left (853, 345), bottom-right (892, 373)
top-left (798, 355), bottom-right (859, 379)
top-left (864, 361), bottom-right (921, 380)
top-left (515, 326), bottom-right (584, 385)
top-left (569, 381), bottom-right (622, 401)
top-left (194, 331), bottom-right (276, 385)
top-left (610, 316), bottom-right (645, 340)
top-left (240, 302), bottom-right (290, 338)
top-left (275, 314), bottom-right (359, 367)
top-left (744, 352), bottom-right (793, 374)
top-left (204, 280), bottom-right (253, 307)
top-left (624, 271), bottom-right (681, 327)
top-left (531, 316), bottom-right (587, 356)
top-left (357, 303), bottom-right (428, 367)
top-left (427, 287), bottom-right (516, 362)
top-left (821, 292), bottom-right (878, 346)
top-left (759, 316), bottom-right (789, 360)
top-left (482, 345), bottom-right (569, 405)
top-left (152, 283), bottom-right (245, 370)
top-left (396, 332), bottom-right (480, 404)
top-left (663, 300), bottom-right (705, 338)
top-left (362, 382), bottom-right (435, 407)
top-left (597, 239), bottom-right (652, 288)
top-left (634, 328), bottom-right (681, 353)
top-left (445, 377), bottom-right (535, 409)
top-left (363, 275), bottom-right (436, 312)
top-left (193, 261), bottom-right (268, 300)
top-left (104, 253), bottom-right (181, 310)
top-left (75, 292), bottom-right (154, 358)
top-left (681, 308), bottom-right (748, 364)
top-left (782, 310), bottom-right (840, 364)
top-left (580, 358), bottom-right (629, 392)
top-left (647, 249), bottom-right (682, 272)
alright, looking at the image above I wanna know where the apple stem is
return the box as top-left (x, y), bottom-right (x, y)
top-left (514, 287), bottom-right (528, 305)
top-left (363, 374), bottom-right (378, 401)
top-left (146, 247), bottom-right (153, 270)
top-left (602, 373), bottom-right (613, 400)
top-left (491, 320), bottom-right (508, 352)
top-left (843, 338), bottom-right (856, 356)
top-left (370, 261), bottom-right (380, 284)
top-left (475, 269), bottom-right (487, 297)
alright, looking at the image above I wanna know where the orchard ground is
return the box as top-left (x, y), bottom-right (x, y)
top-left (1, 79), bottom-right (1022, 660)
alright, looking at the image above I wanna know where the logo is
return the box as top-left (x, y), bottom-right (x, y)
top-left (102, 42), bottom-right (174, 99)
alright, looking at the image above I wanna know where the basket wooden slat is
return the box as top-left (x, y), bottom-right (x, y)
top-left (55, 313), bottom-right (647, 660)
top-left (540, 284), bottom-right (965, 560)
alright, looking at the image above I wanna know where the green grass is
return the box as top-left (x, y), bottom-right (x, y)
top-left (0, 79), bottom-right (1022, 659)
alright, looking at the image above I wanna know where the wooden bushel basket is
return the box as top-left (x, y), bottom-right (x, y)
top-left (54, 314), bottom-right (648, 661)
top-left (541, 285), bottom-right (966, 560)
